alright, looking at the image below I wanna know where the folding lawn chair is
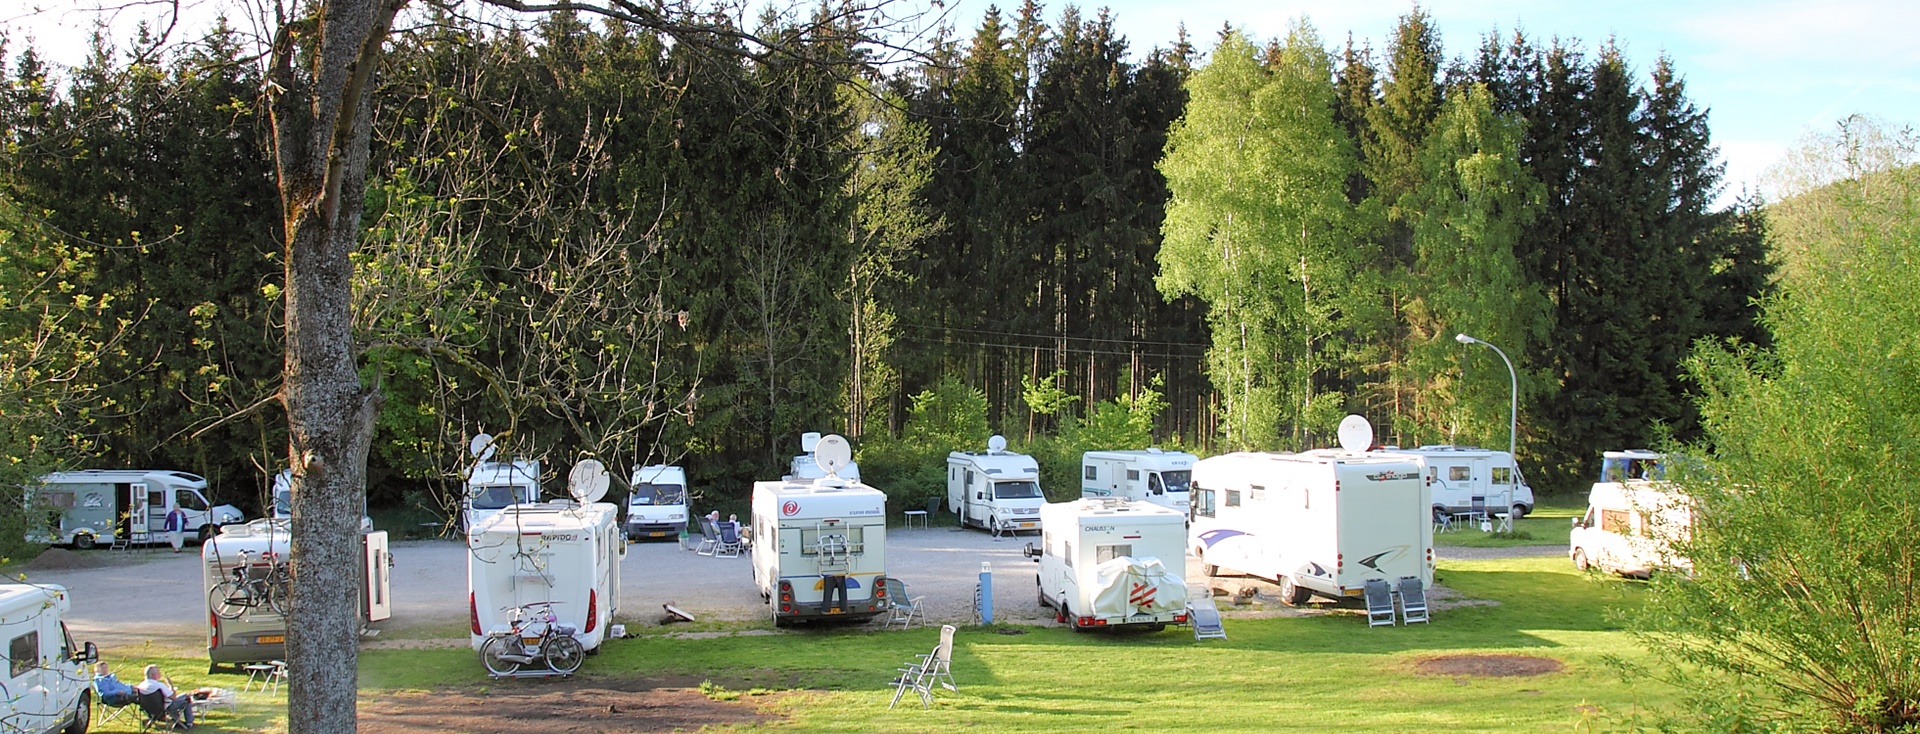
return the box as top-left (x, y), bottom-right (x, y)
top-left (888, 624), bottom-right (957, 709)
top-left (692, 519), bottom-right (718, 556)
top-left (882, 577), bottom-right (923, 629)
top-left (1397, 576), bottom-right (1430, 625)
top-left (1364, 578), bottom-right (1396, 628)
top-left (714, 522), bottom-right (745, 558)
top-left (1188, 595), bottom-right (1227, 641)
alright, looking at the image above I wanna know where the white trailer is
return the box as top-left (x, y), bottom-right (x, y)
top-left (203, 518), bottom-right (392, 670)
top-left (1189, 449), bottom-right (1433, 605)
top-left (468, 499), bottom-right (623, 652)
top-left (26, 469), bottom-right (245, 548)
top-left (788, 432), bottom-right (862, 481)
top-left (0, 584), bottom-right (97, 734)
top-left (752, 435), bottom-right (890, 625)
top-left (1079, 449), bottom-right (1198, 513)
top-left (625, 465), bottom-right (689, 541)
top-left (1570, 450), bottom-right (1693, 577)
top-left (1029, 498), bottom-right (1189, 631)
top-left (947, 436), bottom-right (1045, 534)
top-left (1384, 445), bottom-right (1535, 519)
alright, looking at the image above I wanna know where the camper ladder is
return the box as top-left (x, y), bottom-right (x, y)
top-left (811, 525), bottom-right (853, 572)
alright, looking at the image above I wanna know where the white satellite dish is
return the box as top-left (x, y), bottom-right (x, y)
top-left (813, 434), bottom-right (853, 478)
top-left (468, 433), bottom-right (497, 462)
top-left (569, 459), bottom-right (610, 504)
top-left (1336, 415), bottom-right (1374, 454)
top-left (987, 435), bottom-right (1007, 453)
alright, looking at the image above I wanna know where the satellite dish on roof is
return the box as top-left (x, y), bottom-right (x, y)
top-left (468, 433), bottom-right (498, 462)
top-left (814, 434), bottom-right (853, 478)
top-left (987, 435), bottom-right (1007, 453)
top-left (569, 459), bottom-right (610, 504)
top-left (1337, 415), bottom-right (1373, 455)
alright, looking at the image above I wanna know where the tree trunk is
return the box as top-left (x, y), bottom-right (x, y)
top-left (271, 1), bottom-right (404, 731)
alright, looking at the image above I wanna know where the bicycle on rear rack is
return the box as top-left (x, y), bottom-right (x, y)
top-left (209, 548), bottom-right (291, 619)
top-left (479, 601), bottom-right (584, 677)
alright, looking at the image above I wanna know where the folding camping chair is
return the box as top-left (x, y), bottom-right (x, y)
top-left (1364, 578), bottom-right (1397, 628)
top-left (1397, 576), bottom-right (1430, 625)
top-left (92, 674), bottom-right (140, 728)
top-left (1187, 595), bottom-right (1227, 641)
top-left (882, 577), bottom-right (923, 629)
top-left (714, 522), bottom-right (745, 558)
top-left (888, 624), bottom-right (957, 709)
top-left (691, 519), bottom-right (718, 556)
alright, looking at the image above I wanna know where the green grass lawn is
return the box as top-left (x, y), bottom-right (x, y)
top-left (348, 554), bottom-right (1674, 733)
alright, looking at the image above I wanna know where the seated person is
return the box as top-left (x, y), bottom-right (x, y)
top-left (132, 664), bottom-right (195, 729)
top-left (93, 662), bottom-right (135, 706)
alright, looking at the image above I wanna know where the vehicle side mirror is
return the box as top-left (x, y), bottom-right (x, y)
top-left (1571, 517), bottom-right (1585, 529)
top-left (1023, 542), bottom-right (1040, 560)
top-left (79, 641), bottom-right (98, 664)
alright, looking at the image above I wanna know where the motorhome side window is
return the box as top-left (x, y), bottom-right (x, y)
top-left (1492, 468), bottom-right (1512, 485)
top-left (175, 489), bottom-right (208, 511)
top-left (1148, 474), bottom-right (1163, 495)
top-left (8, 631), bottom-right (36, 677)
top-left (1083, 466), bottom-right (1097, 481)
top-left (1193, 488), bottom-right (1215, 518)
top-left (148, 489), bottom-right (166, 506)
top-left (1225, 490), bottom-right (1241, 508)
top-left (1449, 466), bottom-right (1470, 482)
top-left (1064, 542), bottom-right (1074, 568)
top-left (1600, 509), bottom-right (1631, 534)
top-left (1096, 544), bottom-right (1132, 564)
top-left (1126, 470), bottom-right (1140, 481)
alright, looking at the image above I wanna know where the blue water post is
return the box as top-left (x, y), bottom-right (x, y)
top-left (979, 561), bottom-right (994, 624)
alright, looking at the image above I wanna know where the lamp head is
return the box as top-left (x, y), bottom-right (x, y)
top-left (1455, 333), bottom-right (1475, 344)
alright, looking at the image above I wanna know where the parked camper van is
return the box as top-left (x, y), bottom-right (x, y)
top-left (468, 500), bottom-right (624, 652)
top-left (204, 518), bottom-right (392, 670)
top-left (788, 432), bottom-right (862, 481)
top-left (464, 459), bottom-right (542, 531)
top-left (1570, 450), bottom-right (1693, 577)
top-left (1190, 448), bottom-right (1433, 605)
top-left (1079, 449), bottom-right (1198, 513)
top-left (26, 469), bottom-right (245, 549)
top-left (752, 435), bottom-right (891, 625)
top-left (1029, 498), bottom-right (1189, 631)
top-left (268, 469), bottom-right (373, 530)
top-left (947, 436), bottom-right (1045, 534)
top-left (0, 584), bottom-right (97, 734)
top-left (625, 465), bottom-right (689, 541)
top-left (1386, 445), bottom-right (1535, 519)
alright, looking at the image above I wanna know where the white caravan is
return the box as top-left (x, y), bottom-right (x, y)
top-left (1189, 446), bottom-right (1432, 605)
top-left (26, 469), bottom-right (245, 548)
top-left (468, 500), bottom-right (624, 652)
top-left (1029, 498), bottom-right (1189, 631)
top-left (203, 518), bottom-right (393, 670)
top-left (947, 436), bottom-right (1046, 534)
top-left (788, 432), bottom-right (862, 481)
top-left (752, 434), bottom-right (891, 625)
top-left (1386, 445), bottom-right (1536, 519)
top-left (1079, 449), bottom-right (1198, 513)
top-left (625, 465), bottom-right (690, 541)
top-left (1570, 450), bottom-right (1693, 577)
top-left (0, 584), bottom-right (97, 734)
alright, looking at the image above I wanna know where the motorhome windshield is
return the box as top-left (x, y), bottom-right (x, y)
top-left (1601, 457), bottom-right (1664, 483)
top-left (629, 483), bottom-right (686, 506)
top-left (470, 485), bottom-right (521, 510)
top-left (1157, 470), bottom-right (1192, 493)
top-left (992, 481), bottom-right (1042, 500)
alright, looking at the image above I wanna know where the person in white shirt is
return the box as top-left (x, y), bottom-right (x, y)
top-left (132, 664), bottom-right (195, 729)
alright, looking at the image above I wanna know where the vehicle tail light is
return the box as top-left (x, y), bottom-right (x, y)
top-left (584, 590), bottom-right (598, 634)
top-left (778, 581), bottom-right (794, 614)
top-left (1076, 616), bottom-right (1106, 627)
top-left (209, 612), bottom-right (219, 650)
top-left (469, 593), bottom-right (481, 635)
top-left (1173, 614), bottom-right (1188, 624)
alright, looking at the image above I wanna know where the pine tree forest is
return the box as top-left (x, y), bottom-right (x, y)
top-left (0, 7), bottom-right (1773, 515)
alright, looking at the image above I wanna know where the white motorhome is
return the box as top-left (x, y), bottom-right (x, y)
top-left (1385, 445), bottom-right (1535, 519)
top-left (26, 469), bottom-right (245, 549)
top-left (468, 500), bottom-right (624, 652)
top-left (1029, 498), bottom-right (1189, 631)
top-left (788, 432), bottom-right (862, 481)
top-left (752, 435), bottom-right (890, 625)
top-left (464, 459), bottom-right (542, 531)
top-left (947, 436), bottom-right (1045, 534)
top-left (625, 465), bottom-right (689, 541)
top-left (1570, 450), bottom-right (1693, 577)
top-left (203, 518), bottom-right (393, 670)
top-left (0, 584), bottom-right (97, 734)
top-left (268, 469), bottom-right (373, 530)
top-left (1079, 449), bottom-right (1198, 513)
top-left (1189, 449), bottom-right (1433, 605)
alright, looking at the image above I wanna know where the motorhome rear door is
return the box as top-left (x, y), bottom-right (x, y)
top-left (362, 531), bottom-right (392, 622)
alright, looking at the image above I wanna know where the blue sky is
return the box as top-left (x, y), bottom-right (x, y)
top-left (9, 1), bottom-right (1915, 206)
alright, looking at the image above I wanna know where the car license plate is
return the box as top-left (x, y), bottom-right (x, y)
top-left (1019, 522), bottom-right (1036, 528)
top-left (257, 635), bottom-right (284, 644)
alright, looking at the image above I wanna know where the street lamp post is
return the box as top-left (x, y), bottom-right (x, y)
top-left (1456, 333), bottom-right (1517, 523)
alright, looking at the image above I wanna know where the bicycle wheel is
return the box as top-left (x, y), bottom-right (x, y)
top-left (266, 571), bottom-right (293, 616)
top-left (480, 636), bottom-right (522, 676)
top-left (209, 580), bottom-right (249, 620)
top-left (543, 635), bottom-right (585, 675)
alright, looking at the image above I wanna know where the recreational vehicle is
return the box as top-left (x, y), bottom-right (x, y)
top-left (788, 432), bottom-right (862, 481)
top-left (204, 518), bottom-right (393, 670)
top-left (464, 459), bottom-right (542, 531)
top-left (1570, 450), bottom-right (1693, 577)
top-left (0, 584), bottom-right (97, 734)
top-left (1189, 449), bottom-right (1433, 605)
top-left (1029, 498), bottom-right (1189, 631)
top-left (468, 500), bottom-right (624, 652)
top-left (268, 469), bottom-right (373, 530)
top-left (26, 469), bottom-right (245, 549)
top-left (947, 436), bottom-right (1046, 534)
top-left (625, 465), bottom-right (689, 541)
top-left (1385, 445), bottom-right (1535, 519)
top-left (1079, 449), bottom-right (1198, 513)
top-left (752, 435), bottom-right (891, 625)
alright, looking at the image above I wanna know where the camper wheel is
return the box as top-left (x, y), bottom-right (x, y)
top-left (1277, 575), bottom-right (1311, 606)
top-left (71, 533), bottom-right (95, 551)
top-left (199, 525), bottom-right (218, 543)
top-left (1572, 548), bottom-right (1590, 571)
top-left (62, 690), bottom-right (89, 734)
top-left (1510, 503), bottom-right (1529, 520)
